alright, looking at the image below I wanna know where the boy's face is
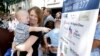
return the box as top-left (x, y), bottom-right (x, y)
top-left (21, 14), bottom-right (29, 24)
top-left (18, 11), bottom-right (29, 24)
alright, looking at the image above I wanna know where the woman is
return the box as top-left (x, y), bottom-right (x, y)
top-left (29, 6), bottom-right (43, 56)
top-left (19, 7), bottom-right (45, 56)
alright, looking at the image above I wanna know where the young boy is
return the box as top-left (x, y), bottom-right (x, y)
top-left (44, 19), bottom-right (61, 56)
top-left (12, 10), bottom-right (50, 56)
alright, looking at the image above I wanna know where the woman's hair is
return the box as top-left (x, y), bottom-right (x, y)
top-left (28, 6), bottom-right (42, 26)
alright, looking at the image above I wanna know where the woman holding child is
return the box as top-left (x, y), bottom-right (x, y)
top-left (15, 6), bottom-right (48, 56)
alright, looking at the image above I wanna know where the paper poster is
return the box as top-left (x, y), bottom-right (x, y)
top-left (57, 0), bottom-right (99, 56)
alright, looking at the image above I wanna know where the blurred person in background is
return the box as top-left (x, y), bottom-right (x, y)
top-left (44, 19), bottom-right (61, 56)
top-left (55, 12), bottom-right (61, 20)
top-left (8, 12), bottom-right (19, 31)
top-left (43, 8), bottom-right (54, 27)
top-left (41, 7), bottom-right (46, 26)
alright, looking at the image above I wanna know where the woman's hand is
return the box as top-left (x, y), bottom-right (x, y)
top-left (8, 28), bottom-right (13, 32)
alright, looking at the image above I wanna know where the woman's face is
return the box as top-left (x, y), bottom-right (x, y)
top-left (29, 10), bottom-right (38, 25)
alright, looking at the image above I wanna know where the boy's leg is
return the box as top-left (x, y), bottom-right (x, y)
top-left (26, 47), bottom-right (33, 56)
top-left (11, 42), bottom-right (17, 56)
top-left (17, 51), bottom-right (20, 56)
top-left (16, 35), bottom-right (38, 51)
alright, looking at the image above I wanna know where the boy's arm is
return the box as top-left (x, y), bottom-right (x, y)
top-left (28, 26), bottom-right (50, 32)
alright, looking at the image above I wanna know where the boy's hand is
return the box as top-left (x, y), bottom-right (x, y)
top-left (12, 42), bottom-right (16, 51)
top-left (8, 28), bottom-right (13, 32)
top-left (41, 27), bottom-right (51, 32)
top-left (12, 46), bottom-right (16, 51)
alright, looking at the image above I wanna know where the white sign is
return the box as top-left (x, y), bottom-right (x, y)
top-left (45, 0), bottom-right (63, 8)
top-left (57, 0), bottom-right (99, 56)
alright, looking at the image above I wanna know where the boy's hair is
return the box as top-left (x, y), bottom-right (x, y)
top-left (15, 10), bottom-right (28, 20)
top-left (55, 19), bottom-right (61, 24)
